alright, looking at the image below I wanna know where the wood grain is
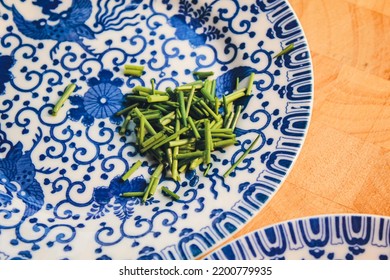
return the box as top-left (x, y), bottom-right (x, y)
top-left (202, 0), bottom-right (390, 258)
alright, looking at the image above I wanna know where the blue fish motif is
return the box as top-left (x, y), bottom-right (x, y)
top-left (0, 54), bottom-right (15, 95)
top-left (12, 0), bottom-right (94, 59)
top-left (0, 129), bottom-right (44, 219)
top-left (12, 0), bottom-right (142, 59)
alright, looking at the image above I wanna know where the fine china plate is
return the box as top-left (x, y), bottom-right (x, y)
top-left (204, 214), bottom-right (390, 260)
top-left (0, 0), bottom-right (312, 259)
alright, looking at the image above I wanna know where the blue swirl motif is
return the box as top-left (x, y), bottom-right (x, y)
top-left (205, 215), bottom-right (390, 260)
top-left (0, 0), bottom-right (313, 259)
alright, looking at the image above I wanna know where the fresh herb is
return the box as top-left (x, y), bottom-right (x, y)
top-left (121, 160), bottom-right (142, 181)
top-left (52, 84), bottom-right (75, 116)
top-left (161, 186), bottom-right (180, 200)
top-left (223, 134), bottom-right (261, 178)
top-left (119, 68), bottom-right (256, 202)
top-left (124, 64), bottom-right (144, 77)
top-left (273, 43), bottom-right (294, 58)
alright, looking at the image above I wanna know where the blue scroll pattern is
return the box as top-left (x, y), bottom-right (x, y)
top-left (205, 215), bottom-right (390, 260)
top-left (0, 0), bottom-right (312, 259)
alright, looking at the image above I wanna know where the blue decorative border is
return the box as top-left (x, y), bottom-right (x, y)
top-left (205, 214), bottom-right (390, 260)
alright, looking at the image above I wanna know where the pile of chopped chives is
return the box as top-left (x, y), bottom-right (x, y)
top-left (118, 67), bottom-right (257, 202)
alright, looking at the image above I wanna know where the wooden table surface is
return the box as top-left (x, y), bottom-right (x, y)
top-left (203, 0), bottom-right (390, 257)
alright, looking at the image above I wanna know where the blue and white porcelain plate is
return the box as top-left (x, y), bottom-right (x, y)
top-left (0, 0), bottom-right (312, 259)
top-left (204, 214), bottom-right (390, 260)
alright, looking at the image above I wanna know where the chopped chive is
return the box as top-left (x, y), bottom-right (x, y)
top-left (133, 86), bottom-right (166, 95)
top-left (213, 139), bottom-right (238, 149)
top-left (133, 107), bottom-right (157, 135)
top-left (273, 43), bottom-right (294, 58)
top-left (203, 163), bottom-right (212, 176)
top-left (120, 192), bottom-right (145, 198)
top-left (204, 119), bottom-right (211, 164)
top-left (177, 91), bottom-right (187, 127)
top-left (225, 88), bottom-right (246, 104)
top-left (174, 150), bottom-right (204, 160)
top-left (185, 86), bottom-right (196, 117)
top-left (125, 64), bottom-right (144, 71)
top-left (146, 95), bottom-right (170, 103)
top-left (115, 103), bottom-right (139, 116)
top-left (124, 69), bottom-right (143, 77)
top-left (223, 135), bottom-right (261, 178)
top-left (161, 186), bottom-right (180, 200)
top-left (200, 87), bottom-right (215, 104)
top-left (246, 72), bottom-right (255, 96)
top-left (119, 113), bottom-right (132, 135)
top-left (126, 95), bottom-right (148, 102)
top-left (210, 79), bottom-right (216, 99)
top-left (187, 116), bottom-right (201, 139)
top-left (230, 105), bottom-right (243, 130)
top-left (151, 78), bottom-right (156, 95)
top-left (52, 84), bottom-right (76, 116)
top-left (199, 100), bottom-right (220, 121)
top-left (193, 71), bottom-right (214, 79)
top-left (121, 160), bottom-right (142, 181)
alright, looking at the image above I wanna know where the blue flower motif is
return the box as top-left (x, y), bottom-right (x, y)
top-left (68, 70), bottom-right (124, 127)
top-left (169, 1), bottom-right (224, 48)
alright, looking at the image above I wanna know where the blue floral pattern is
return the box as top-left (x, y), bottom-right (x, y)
top-left (68, 70), bottom-right (124, 126)
top-left (0, 0), bottom-right (313, 259)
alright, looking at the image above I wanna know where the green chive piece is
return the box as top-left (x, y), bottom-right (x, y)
top-left (119, 113), bottom-right (132, 135)
top-left (125, 64), bottom-right (144, 71)
top-left (199, 100), bottom-right (220, 121)
top-left (223, 134), bottom-right (261, 178)
top-left (152, 127), bottom-right (190, 150)
top-left (230, 105), bottom-right (243, 130)
top-left (203, 163), bottom-right (212, 176)
top-left (139, 116), bottom-right (146, 144)
top-left (236, 77), bottom-right (240, 90)
top-left (204, 119), bottom-right (211, 164)
top-left (146, 95), bottom-right (170, 103)
top-left (52, 84), bottom-right (76, 116)
top-left (121, 160), bottom-right (142, 181)
top-left (124, 69), bottom-right (143, 77)
top-left (141, 130), bottom-right (166, 147)
top-left (187, 116), bottom-right (201, 139)
top-left (175, 150), bottom-right (204, 160)
top-left (149, 163), bottom-right (164, 196)
top-left (151, 78), bottom-right (156, 95)
top-left (273, 43), bottom-right (294, 58)
top-left (177, 91), bottom-right (187, 127)
top-left (225, 88), bottom-right (246, 104)
top-left (185, 86), bottom-right (196, 117)
top-left (161, 186), bottom-right (180, 200)
top-left (210, 79), bottom-right (216, 99)
top-left (126, 95), bottom-right (148, 102)
top-left (246, 72), bottom-right (255, 96)
top-left (133, 86), bottom-right (166, 95)
top-left (200, 87), bottom-right (215, 104)
top-left (120, 192), bottom-right (145, 198)
top-left (213, 139), bottom-right (238, 149)
top-left (193, 71), bottom-right (214, 79)
top-left (133, 107), bottom-right (157, 135)
top-left (115, 103), bottom-right (139, 116)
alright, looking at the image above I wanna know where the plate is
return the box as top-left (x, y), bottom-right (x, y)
top-left (0, 0), bottom-right (313, 259)
top-left (204, 214), bottom-right (390, 260)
